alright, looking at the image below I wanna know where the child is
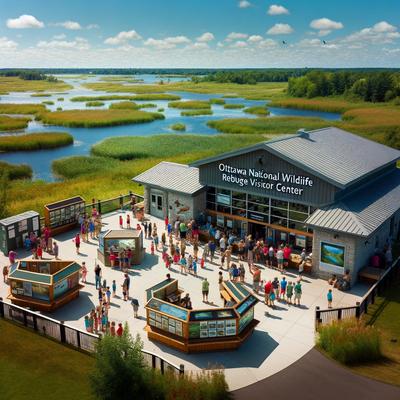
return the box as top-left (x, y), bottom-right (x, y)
top-left (126, 214), bottom-right (131, 229)
top-left (150, 241), bottom-right (155, 255)
top-left (165, 255), bottom-right (172, 269)
top-left (106, 286), bottom-right (111, 305)
top-left (286, 282), bottom-right (294, 304)
top-left (173, 251), bottom-right (180, 265)
top-left (116, 323), bottom-right (123, 337)
top-left (327, 289), bottom-right (333, 308)
top-left (180, 255), bottom-right (187, 274)
top-left (269, 290), bottom-right (276, 308)
top-left (193, 257), bottom-right (198, 276)
top-left (119, 215), bottom-right (123, 228)
top-left (200, 256), bottom-right (205, 269)
top-left (112, 280), bottom-right (117, 297)
top-left (188, 255), bottom-right (193, 274)
top-left (280, 277), bottom-right (287, 302)
top-left (110, 321), bottom-right (116, 336)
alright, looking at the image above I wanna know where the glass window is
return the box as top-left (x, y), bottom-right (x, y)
top-left (206, 201), bottom-right (216, 211)
top-left (18, 220), bottom-right (28, 232)
top-left (248, 203), bottom-right (269, 215)
top-left (218, 188), bottom-right (230, 196)
top-left (157, 196), bottom-right (163, 211)
top-left (216, 193), bottom-right (231, 206)
top-left (248, 211), bottom-right (268, 223)
top-left (217, 205), bottom-right (231, 214)
top-left (289, 211), bottom-right (308, 222)
top-left (271, 199), bottom-right (288, 209)
top-left (206, 193), bottom-right (215, 202)
top-left (248, 194), bottom-right (267, 204)
top-left (271, 216), bottom-right (288, 227)
top-left (207, 187), bottom-right (216, 195)
top-left (289, 202), bottom-right (308, 213)
top-left (232, 207), bottom-right (246, 217)
top-left (151, 195), bottom-right (156, 204)
top-left (271, 207), bottom-right (288, 218)
top-left (232, 191), bottom-right (246, 200)
top-left (288, 221), bottom-right (307, 232)
top-left (232, 199), bottom-right (246, 209)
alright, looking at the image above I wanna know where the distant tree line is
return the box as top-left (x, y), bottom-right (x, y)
top-left (0, 69), bottom-right (58, 82)
top-left (288, 70), bottom-right (400, 102)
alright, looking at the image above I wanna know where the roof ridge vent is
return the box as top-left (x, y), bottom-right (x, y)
top-left (297, 128), bottom-right (309, 138)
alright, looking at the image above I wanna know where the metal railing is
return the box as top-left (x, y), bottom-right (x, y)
top-left (315, 257), bottom-right (400, 330)
top-left (0, 298), bottom-right (184, 375)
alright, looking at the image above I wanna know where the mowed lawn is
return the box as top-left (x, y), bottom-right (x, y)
top-left (352, 277), bottom-right (400, 386)
top-left (0, 319), bottom-right (95, 400)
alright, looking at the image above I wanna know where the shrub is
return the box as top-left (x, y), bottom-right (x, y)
top-left (170, 123), bottom-right (186, 131)
top-left (109, 101), bottom-right (138, 110)
top-left (168, 100), bottom-right (211, 109)
top-left (223, 104), bottom-right (245, 109)
top-left (317, 319), bottom-right (382, 365)
top-left (158, 108), bottom-right (165, 112)
top-left (181, 109), bottom-right (213, 116)
top-left (57, 97), bottom-right (64, 101)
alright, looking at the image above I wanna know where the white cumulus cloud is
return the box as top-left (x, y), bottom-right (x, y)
top-left (267, 5), bottom-right (289, 15)
top-left (267, 23), bottom-right (293, 35)
top-left (144, 36), bottom-right (191, 49)
top-left (310, 18), bottom-right (343, 36)
top-left (238, 0), bottom-right (251, 8)
top-left (37, 37), bottom-right (89, 50)
top-left (53, 34), bottom-right (66, 40)
top-left (344, 21), bottom-right (399, 44)
top-left (231, 41), bottom-right (248, 48)
top-left (0, 36), bottom-right (18, 48)
top-left (197, 32), bottom-right (214, 42)
top-left (7, 15), bottom-right (44, 29)
top-left (104, 30), bottom-right (142, 45)
top-left (187, 42), bottom-right (209, 50)
top-left (248, 35), bottom-right (263, 43)
top-left (86, 24), bottom-right (99, 30)
top-left (226, 32), bottom-right (248, 41)
top-left (54, 21), bottom-right (82, 30)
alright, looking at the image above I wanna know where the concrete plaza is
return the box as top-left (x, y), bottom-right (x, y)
top-left (0, 210), bottom-right (370, 391)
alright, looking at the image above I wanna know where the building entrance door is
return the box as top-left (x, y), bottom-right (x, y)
top-left (248, 222), bottom-right (266, 241)
top-left (150, 192), bottom-right (164, 219)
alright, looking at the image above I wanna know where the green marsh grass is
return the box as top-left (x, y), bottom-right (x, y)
top-left (42, 101), bottom-right (54, 106)
top-left (137, 103), bottom-right (157, 108)
top-left (52, 156), bottom-right (121, 179)
top-left (57, 97), bottom-right (64, 101)
top-left (37, 109), bottom-right (164, 128)
top-left (168, 100), bottom-right (211, 109)
top-left (223, 104), bottom-right (245, 109)
top-left (71, 93), bottom-right (180, 102)
top-left (181, 109), bottom-right (213, 116)
top-left (0, 161), bottom-right (32, 180)
top-left (86, 101), bottom-right (105, 107)
top-left (317, 319), bottom-right (382, 365)
top-left (109, 101), bottom-right (138, 110)
top-left (244, 106), bottom-right (270, 116)
top-left (158, 108), bottom-right (165, 112)
top-left (0, 116), bottom-right (30, 131)
top-left (0, 76), bottom-right (72, 93)
top-left (170, 123), bottom-right (186, 131)
top-left (209, 98), bottom-right (226, 105)
top-left (0, 132), bottom-right (73, 152)
top-left (0, 103), bottom-right (46, 114)
top-left (31, 93), bottom-right (51, 97)
top-left (91, 134), bottom-right (265, 161)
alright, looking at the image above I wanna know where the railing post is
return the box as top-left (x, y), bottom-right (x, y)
top-left (338, 308), bottom-right (342, 320)
top-left (119, 194), bottom-right (124, 211)
top-left (0, 298), bottom-right (4, 318)
top-left (315, 306), bottom-right (320, 330)
top-left (98, 199), bottom-right (101, 214)
top-left (60, 320), bottom-right (66, 344)
top-left (152, 354), bottom-right (156, 369)
top-left (160, 359), bottom-right (165, 375)
top-left (77, 330), bottom-right (81, 349)
top-left (179, 364), bottom-right (185, 376)
top-left (23, 309), bottom-right (28, 327)
top-left (33, 314), bottom-right (38, 331)
top-left (355, 302), bottom-right (361, 318)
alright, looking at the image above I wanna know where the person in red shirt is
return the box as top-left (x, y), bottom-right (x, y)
top-left (37, 245), bottom-right (43, 260)
top-left (264, 280), bottom-right (272, 306)
top-left (119, 215), bottom-right (123, 228)
top-left (126, 214), bottom-right (131, 229)
top-left (283, 244), bottom-right (292, 272)
top-left (164, 216), bottom-right (169, 231)
top-left (116, 323), bottom-right (123, 337)
top-left (74, 233), bottom-right (81, 254)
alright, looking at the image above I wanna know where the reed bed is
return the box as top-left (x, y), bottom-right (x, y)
top-left (170, 123), bottom-right (186, 131)
top-left (209, 98), bottom-right (226, 105)
top-left (223, 104), bottom-right (245, 109)
top-left (37, 109), bottom-right (164, 127)
top-left (0, 116), bottom-right (30, 131)
top-left (243, 106), bottom-right (270, 115)
top-left (0, 132), bottom-right (73, 152)
top-left (181, 109), bottom-right (213, 116)
top-left (0, 76), bottom-right (72, 93)
top-left (0, 103), bottom-right (46, 114)
top-left (86, 101), bottom-right (105, 107)
top-left (108, 101), bottom-right (138, 110)
top-left (168, 100), bottom-right (211, 109)
top-left (0, 161), bottom-right (32, 180)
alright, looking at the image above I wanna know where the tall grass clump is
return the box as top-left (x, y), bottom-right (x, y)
top-left (244, 106), bottom-right (270, 116)
top-left (86, 101), bottom-right (105, 107)
top-left (168, 100), bottom-right (211, 109)
top-left (209, 98), bottom-right (225, 105)
top-left (31, 93), bottom-right (51, 97)
top-left (57, 97), bottom-right (64, 101)
top-left (0, 132), bottom-right (73, 152)
top-left (0, 103), bottom-right (46, 115)
top-left (207, 116), bottom-right (330, 134)
top-left (52, 156), bottom-right (121, 179)
top-left (317, 319), bottom-right (382, 365)
top-left (0, 76), bottom-right (72, 93)
top-left (0, 116), bottom-right (30, 131)
top-left (42, 101), bottom-right (54, 106)
top-left (0, 161), bottom-right (32, 180)
top-left (181, 109), bottom-right (213, 116)
top-left (109, 101), bottom-right (138, 110)
top-left (37, 109), bottom-right (164, 128)
top-left (136, 103), bottom-right (157, 109)
top-left (223, 103), bottom-right (245, 109)
top-left (170, 123), bottom-right (186, 131)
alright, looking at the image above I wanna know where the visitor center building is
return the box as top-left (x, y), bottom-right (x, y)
top-left (133, 127), bottom-right (400, 280)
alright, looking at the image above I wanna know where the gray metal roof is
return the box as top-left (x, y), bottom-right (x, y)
top-left (191, 128), bottom-right (400, 189)
top-left (0, 210), bottom-right (39, 226)
top-left (132, 161), bottom-right (205, 195)
top-left (306, 168), bottom-right (400, 237)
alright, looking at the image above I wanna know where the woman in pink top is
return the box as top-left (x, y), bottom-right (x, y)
top-left (74, 233), bottom-right (81, 254)
top-left (283, 245), bottom-right (292, 271)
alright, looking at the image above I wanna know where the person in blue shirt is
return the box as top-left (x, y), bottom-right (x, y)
top-left (327, 289), bottom-right (333, 308)
top-left (280, 277), bottom-right (288, 301)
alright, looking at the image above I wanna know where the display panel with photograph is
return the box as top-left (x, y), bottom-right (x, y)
top-left (320, 242), bottom-right (345, 268)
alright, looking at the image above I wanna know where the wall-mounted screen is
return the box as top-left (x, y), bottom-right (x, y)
top-left (320, 242), bottom-right (345, 273)
top-left (216, 193), bottom-right (231, 206)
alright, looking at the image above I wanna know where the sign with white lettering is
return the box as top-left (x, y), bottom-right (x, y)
top-left (218, 163), bottom-right (314, 196)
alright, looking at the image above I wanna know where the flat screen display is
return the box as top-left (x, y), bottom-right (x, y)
top-left (320, 242), bottom-right (345, 268)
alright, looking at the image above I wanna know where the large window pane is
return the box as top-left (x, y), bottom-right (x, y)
top-left (248, 203), bottom-right (269, 214)
top-left (271, 216), bottom-right (287, 227)
top-left (289, 211), bottom-right (308, 222)
top-left (206, 193), bottom-right (215, 202)
top-left (217, 205), bottom-right (231, 214)
top-left (206, 201), bottom-right (216, 210)
top-left (271, 199), bottom-right (288, 209)
top-left (248, 211), bottom-right (268, 223)
top-left (289, 202), bottom-right (308, 213)
top-left (288, 220), bottom-right (307, 232)
top-left (248, 194), bottom-right (267, 204)
top-left (207, 187), bottom-right (216, 195)
top-left (271, 207), bottom-right (287, 218)
top-left (232, 199), bottom-right (246, 209)
top-left (232, 207), bottom-right (247, 217)
top-left (232, 191), bottom-right (246, 200)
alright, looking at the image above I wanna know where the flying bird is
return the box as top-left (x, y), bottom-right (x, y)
top-left (322, 40), bottom-right (327, 45)
top-left (282, 40), bottom-right (287, 45)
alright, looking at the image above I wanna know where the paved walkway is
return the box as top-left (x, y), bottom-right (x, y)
top-left (233, 348), bottom-right (400, 400)
top-left (0, 211), bottom-right (371, 391)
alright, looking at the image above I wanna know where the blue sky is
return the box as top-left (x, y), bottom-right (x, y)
top-left (0, 0), bottom-right (399, 67)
